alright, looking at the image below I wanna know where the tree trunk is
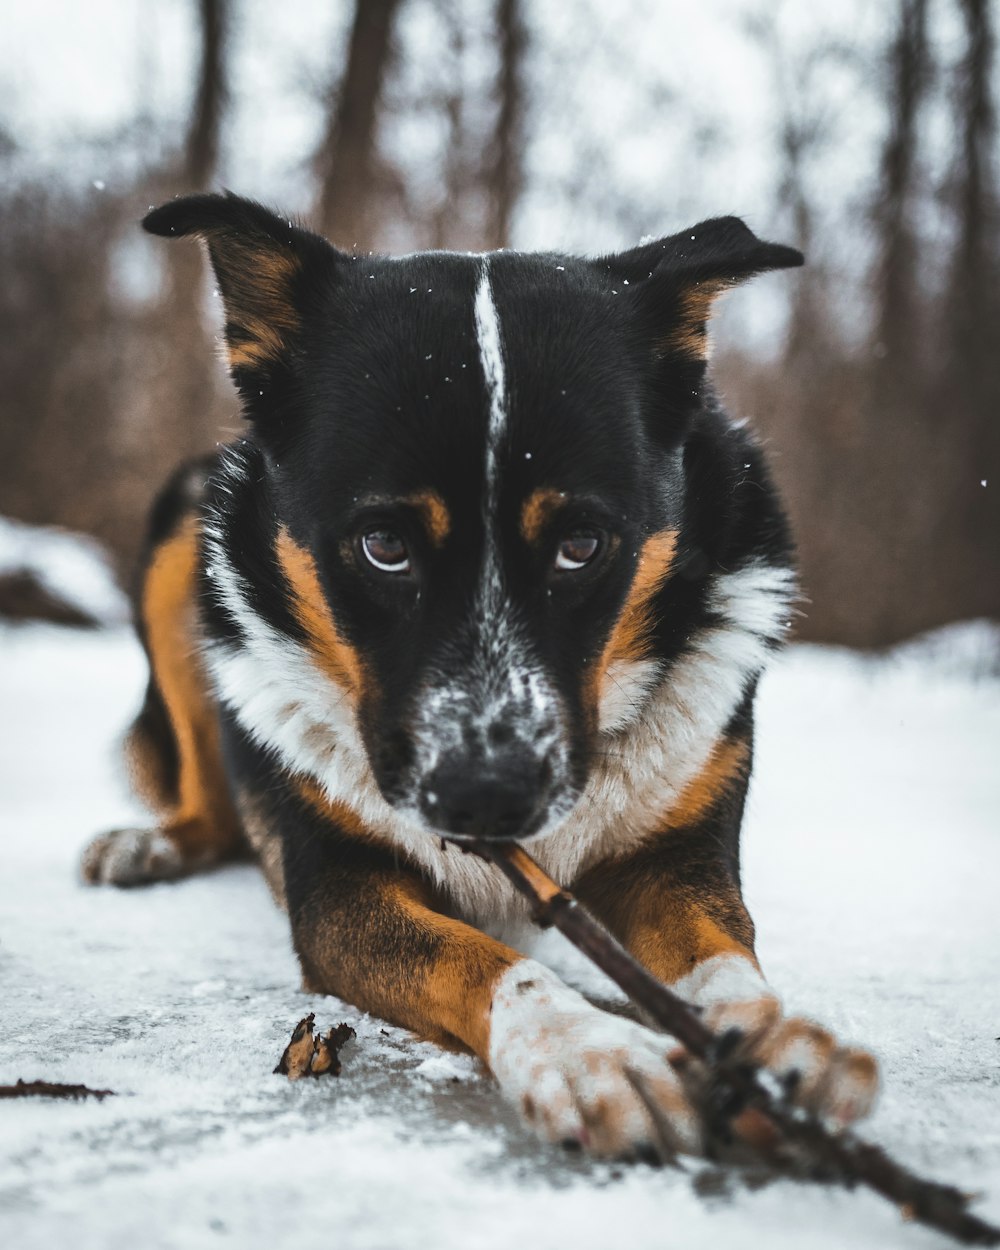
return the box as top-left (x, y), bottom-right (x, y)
top-left (948, 0), bottom-right (997, 376)
top-left (184, 0), bottom-right (228, 187)
top-left (486, 0), bottom-right (527, 249)
top-left (314, 0), bottom-right (402, 249)
top-left (140, 0), bottom-right (231, 520)
top-left (873, 0), bottom-right (929, 380)
top-left (942, 0), bottom-right (1000, 626)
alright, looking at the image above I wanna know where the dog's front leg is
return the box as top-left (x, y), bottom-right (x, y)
top-left (284, 825), bottom-right (701, 1157)
top-left (576, 828), bottom-right (879, 1127)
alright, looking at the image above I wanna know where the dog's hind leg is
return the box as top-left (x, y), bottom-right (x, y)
top-left (82, 459), bottom-right (244, 886)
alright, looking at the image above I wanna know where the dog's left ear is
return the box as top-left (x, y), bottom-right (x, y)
top-left (143, 191), bottom-right (343, 389)
top-left (603, 217), bottom-right (803, 362)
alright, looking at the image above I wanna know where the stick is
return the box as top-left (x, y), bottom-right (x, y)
top-left (0, 1079), bottom-right (114, 1101)
top-left (468, 838), bottom-right (1000, 1248)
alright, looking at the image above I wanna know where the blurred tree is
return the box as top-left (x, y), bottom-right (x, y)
top-left (431, 3), bottom-right (472, 249)
top-left (940, 0), bottom-right (999, 625)
top-left (873, 0), bottom-right (929, 387)
top-left (947, 0), bottom-right (997, 383)
top-left (313, 0), bottom-right (527, 253)
top-left (186, 0), bottom-right (228, 187)
top-left (314, 0), bottom-right (403, 249)
top-left (149, 0), bottom-right (231, 467)
top-left (485, 0), bottom-right (527, 248)
top-left (745, 6), bottom-right (848, 363)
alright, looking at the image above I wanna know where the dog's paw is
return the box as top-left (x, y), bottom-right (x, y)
top-left (488, 960), bottom-right (701, 1159)
top-left (704, 996), bottom-right (879, 1127)
top-left (672, 954), bottom-right (879, 1128)
top-left (81, 827), bottom-right (186, 886)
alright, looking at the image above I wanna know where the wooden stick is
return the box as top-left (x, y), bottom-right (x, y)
top-left (0, 1079), bottom-right (114, 1101)
top-left (468, 837), bottom-right (1000, 1248)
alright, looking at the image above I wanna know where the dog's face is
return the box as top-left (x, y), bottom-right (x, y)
top-left (146, 194), bottom-right (800, 842)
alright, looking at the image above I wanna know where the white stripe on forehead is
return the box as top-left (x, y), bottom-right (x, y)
top-left (474, 260), bottom-right (507, 515)
top-left (465, 259), bottom-right (551, 733)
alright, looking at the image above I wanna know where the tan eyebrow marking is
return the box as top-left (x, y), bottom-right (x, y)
top-left (404, 491), bottom-right (451, 547)
top-left (520, 487), bottom-right (567, 544)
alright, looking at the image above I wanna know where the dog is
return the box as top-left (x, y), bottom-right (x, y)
top-left (83, 192), bottom-right (878, 1157)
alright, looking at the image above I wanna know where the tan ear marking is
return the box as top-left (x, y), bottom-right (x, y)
top-left (214, 243), bottom-right (301, 371)
top-left (226, 319), bottom-right (290, 370)
top-left (660, 281), bottom-right (729, 361)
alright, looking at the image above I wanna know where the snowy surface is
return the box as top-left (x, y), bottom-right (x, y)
top-left (1, 621), bottom-right (998, 1249)
top-left (0, 516), bottom-right (129, 627)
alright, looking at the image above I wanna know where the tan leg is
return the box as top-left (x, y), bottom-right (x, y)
top-left (83, 515), bottom-right (242, 885)
top-left (284, 822), bottom-right (701, 1158)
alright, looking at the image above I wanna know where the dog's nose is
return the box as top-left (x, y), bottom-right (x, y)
top-left (420, 750), bottom-right (548, 839)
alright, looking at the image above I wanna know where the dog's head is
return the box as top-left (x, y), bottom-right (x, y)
top-left (146, 193), bottom-right (800, 842)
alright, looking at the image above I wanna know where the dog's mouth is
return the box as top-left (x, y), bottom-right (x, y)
top-left (371, 729), bottom-right (581, 843)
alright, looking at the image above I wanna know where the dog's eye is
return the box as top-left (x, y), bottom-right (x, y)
top-left (555, 532), bottom-right (600, 571)
top-left (362, 529), bottom-right (410, 573)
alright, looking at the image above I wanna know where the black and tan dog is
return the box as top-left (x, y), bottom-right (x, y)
top-left (83, 192), bottom-right (877, 1156)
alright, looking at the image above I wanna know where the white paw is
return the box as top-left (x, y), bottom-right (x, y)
top-left (706, 998), bottom-right (879, 1126)
top-left (488, 961), bottom-right (701, 1159)
top-left (81, 827), bottom-right (185, 886)
top-left (677, 955), bottom-right (879, 1127)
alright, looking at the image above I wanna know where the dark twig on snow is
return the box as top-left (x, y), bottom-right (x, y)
top-left (0, 1079), bottom-right (114, 1101)
top-left (468, 838), bottom-right (1000, 1248)
top-left (274, 1013), bottom-right (356, 1080)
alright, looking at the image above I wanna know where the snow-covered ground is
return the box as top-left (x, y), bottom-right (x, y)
top-left (1, 620), bottom-right (998, 1250)
top-left (0, 516), bottom-right (129, 628)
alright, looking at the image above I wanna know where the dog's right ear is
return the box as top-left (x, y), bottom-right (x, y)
top-left (144, 192), bottom-right (343, 391)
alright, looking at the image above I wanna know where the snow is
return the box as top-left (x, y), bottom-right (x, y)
top-left (0, 516), bottom-right (129, 627)
top-left (1, 620), bottom-right (998, 1249)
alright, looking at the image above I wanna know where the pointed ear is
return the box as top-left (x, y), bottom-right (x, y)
top-left (143, 192), bottom-right (342, 380)
top-left (605, 217), bottom-right (803, 361)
